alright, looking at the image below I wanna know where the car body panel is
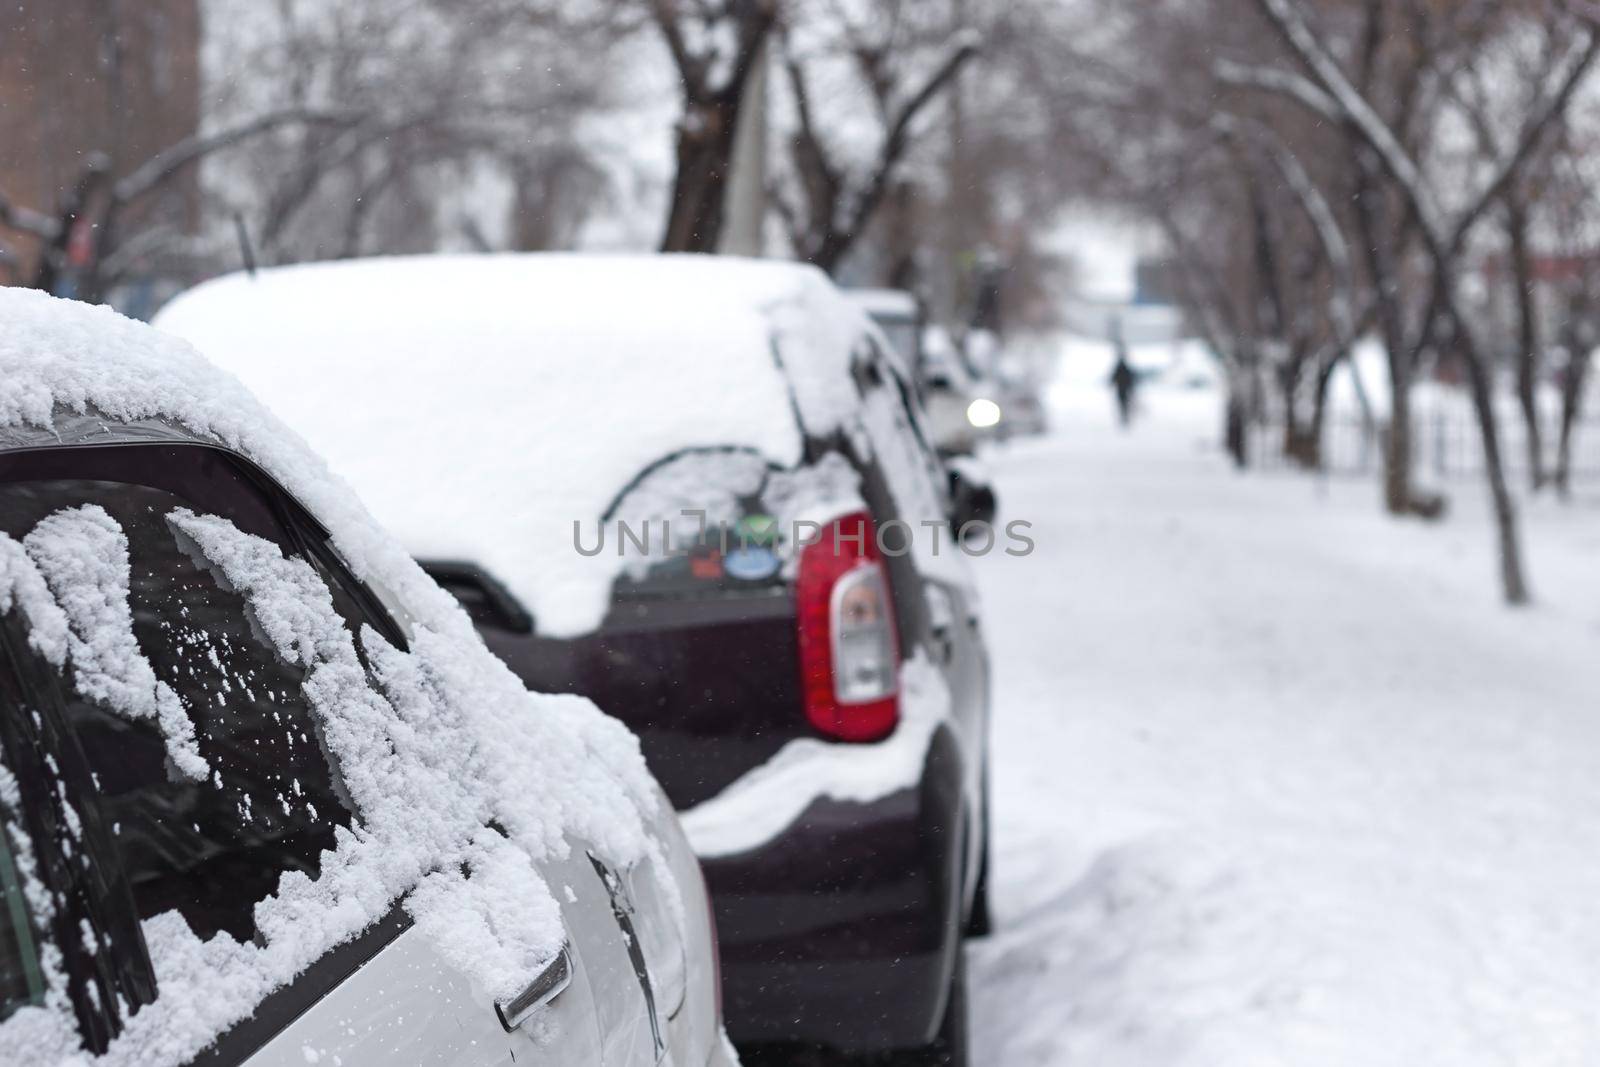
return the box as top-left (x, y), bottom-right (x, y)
top-left (240, 923), bottom-right (602, 1066)
top-left (703, 724), bottom-right (966, 1050)
top-left (244, 830), bottom-right (704, 1067)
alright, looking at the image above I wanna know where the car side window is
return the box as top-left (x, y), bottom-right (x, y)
top-left (0, 444), bottom-right (414, 1060)
top-left (858, 334), bottom-right (954, 524)
top-left (0, 451), bottom-right (370, 949)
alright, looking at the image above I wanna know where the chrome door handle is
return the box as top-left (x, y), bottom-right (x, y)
top-left (496, 943), bottom-right (574, 1032)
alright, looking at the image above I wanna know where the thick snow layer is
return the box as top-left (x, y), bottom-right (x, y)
top-left (153, 254), bottom-right (870, 637)
top-left (25, 506), bottom-right (208, 781)
top-left (968, 358), bottom-right (1600, 1066)
top-left (0, 287), bottom-right (666, 1066)
top-left (680, 653), bottom-right (950, 859)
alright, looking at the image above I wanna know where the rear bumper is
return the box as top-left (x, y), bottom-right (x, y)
top-left (698, 727), bottom-right (966, 1053)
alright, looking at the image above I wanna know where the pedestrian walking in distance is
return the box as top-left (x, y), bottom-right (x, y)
top-left (1109, 319), bottom-right (1138, 428)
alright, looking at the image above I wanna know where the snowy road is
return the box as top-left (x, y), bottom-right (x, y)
top-left (966, 378), bottom-right (1600, 1066)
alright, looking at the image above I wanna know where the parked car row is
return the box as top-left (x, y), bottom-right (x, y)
top-left (0, 253), bottom-right (996, 1066)
top-left (847, 290), bottom-right (1047, 467)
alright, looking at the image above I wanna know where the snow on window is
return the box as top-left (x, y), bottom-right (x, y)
top-left (764, 451), bottom-right (869, 553)
top-left (0, 535), bottom-right (69, 669)
top-left (607, 449), bottom-right (771, 572)
top-left (21, 507), bottom-right (208, 782)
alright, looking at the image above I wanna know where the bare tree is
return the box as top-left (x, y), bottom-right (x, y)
top-left (1238, 0), bottom-right (1600, 604)
top-left (1545, 118), bottom-right (1600, 497)
top-left (770, 1), bottom-right (978, 274)
top-left (0, 107), bottom-right (360, 301)
top-left (205, 0), bottom-right (622, 266)
top-left (644, 0), bottom-right (780, 253)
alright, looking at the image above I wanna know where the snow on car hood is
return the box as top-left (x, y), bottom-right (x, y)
top-left (154, 253), bottom-right (867, 637)
top-left (0, 287), bottom-right (668, 1065)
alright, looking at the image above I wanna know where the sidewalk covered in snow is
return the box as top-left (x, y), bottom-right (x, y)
top-left (968, 364), bottom-right (1600, 1066)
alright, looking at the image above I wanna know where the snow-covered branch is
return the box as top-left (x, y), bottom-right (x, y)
top-left (1212, 60), bottom-right (1339, 122)
top-left (1248, 0), bottom-right (1435, 225)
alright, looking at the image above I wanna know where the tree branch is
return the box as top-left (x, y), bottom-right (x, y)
top-left (0, 190), bottom-right (60, 240)
top-left (1449, 29), bottom-right (1600, 246)
top-left (648, 0), bottom-right (702, 91)
top-left (1248, 0), bottom-right (1434, 219)
top-left (839, 32), bottom-right (979, 245)
top-left (114, 107), bottom-right (362, 206)
top-left (1213, 59), bottom-right (1340, 121)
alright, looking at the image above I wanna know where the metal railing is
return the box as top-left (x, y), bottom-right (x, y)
top-left (1249, 402), bottom-right (1600, 484)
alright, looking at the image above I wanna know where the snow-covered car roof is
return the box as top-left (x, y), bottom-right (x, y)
top-left (154, 253), bottom-right (874, 636)
top-left (0, 287), bottom-right (665, 1065)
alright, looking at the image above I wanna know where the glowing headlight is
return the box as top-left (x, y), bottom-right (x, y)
top-left (967, 398), bottom-right (1002, 429)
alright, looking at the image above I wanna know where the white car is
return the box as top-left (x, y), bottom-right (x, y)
top-left (0, 288), bottom-right (732, 1067)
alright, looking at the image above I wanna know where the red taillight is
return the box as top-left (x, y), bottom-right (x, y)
top-left (796, 511), bottom-right (901, 742)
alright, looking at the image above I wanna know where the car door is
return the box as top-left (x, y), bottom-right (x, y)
top-left (240, 852), bottom-right (612, 1067)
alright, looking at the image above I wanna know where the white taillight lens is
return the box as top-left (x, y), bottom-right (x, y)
top-left (831, 564), bottom-right (897, 703)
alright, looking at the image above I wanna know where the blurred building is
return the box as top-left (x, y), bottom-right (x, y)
top-left (0, 0), bottom-right (200, 306)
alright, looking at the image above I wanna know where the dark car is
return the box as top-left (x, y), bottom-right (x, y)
top-left (157, 253), bottom-right (995, 1065)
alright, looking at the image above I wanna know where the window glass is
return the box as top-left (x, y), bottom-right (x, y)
top-left (864, 338), bottom-right (953, 524)
top-left (870, 316), bottom-right (919, 371)
top-left (0, 453), bottom-right (363, 945)
top-left (0, 813), bottom-right (44, 1023)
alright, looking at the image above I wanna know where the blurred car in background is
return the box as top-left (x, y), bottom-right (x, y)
top-left (846, 287), bottom-right (923, 375)
top-left (847, 292), bottom-right (1002, 530)
top-left (157, 253), bottom-right (994, 1066)
top-left (2, 288), bottom-right (728, 1067)
top-left (917, 326), bottom-right (1002, 458)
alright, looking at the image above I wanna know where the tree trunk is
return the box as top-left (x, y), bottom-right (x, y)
top-left (31, 159), bottom-right (112, 295)
top-left (1353, 155), bottom-right (1419, 514)
top-left (1303, 353), bottom-right (1340, 471)
top-left (660, 98), bottom-right (741, 254)
top-left (1278, 343), bottom-right (1309, 465)
top-left (1226, 394), bottom-right (1249, 469)
top-left (1456, 328), bottom-right (1531, 604)
top-left (1383, 353), bottom-right (1417, 514)
top-left (1507, 201), bottom-right (1546, 490)
top-left (1555, 329), bottom-right (1592, 499)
